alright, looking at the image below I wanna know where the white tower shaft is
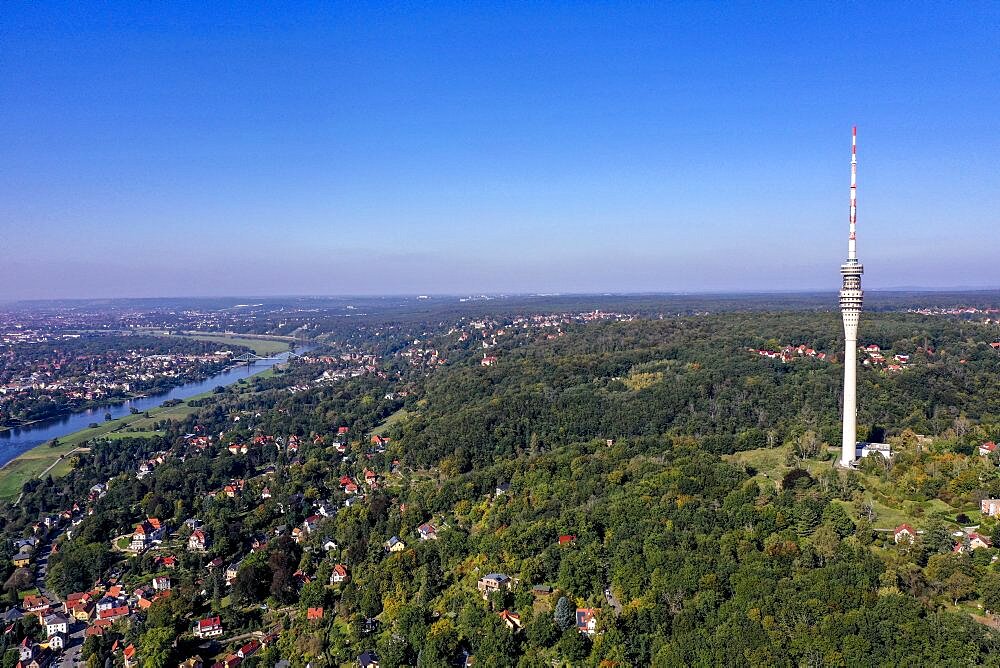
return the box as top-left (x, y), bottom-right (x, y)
top-left (840, 126), bottom-right (864, 467)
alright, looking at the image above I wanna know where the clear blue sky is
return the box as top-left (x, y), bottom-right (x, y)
top-left (2, 2), bottom-right (998, 299)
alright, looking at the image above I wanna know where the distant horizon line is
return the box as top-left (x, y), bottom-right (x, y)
top-left (7, 286), bottom-right (1000, 305)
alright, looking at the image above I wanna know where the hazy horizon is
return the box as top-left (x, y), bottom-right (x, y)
top-left (3, 3), bottom-right (999, 300)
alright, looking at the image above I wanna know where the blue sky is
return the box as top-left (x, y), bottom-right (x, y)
top-left (1, 2), bottom-right (998, 298)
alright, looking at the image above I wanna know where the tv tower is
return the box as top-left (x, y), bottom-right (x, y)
top-left (840, 127), bottom-right (863, 467)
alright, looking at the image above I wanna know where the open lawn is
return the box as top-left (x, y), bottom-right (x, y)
top-left (174, 334), bottom-right (291, 356)
top-left (372, 408), bottom-right (414, 436)
top-left (724, 443), bottom-right (835, 488)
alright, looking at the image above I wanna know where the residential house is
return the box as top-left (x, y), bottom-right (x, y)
top-left (18, 638), bottom-right (36, 663)
top-left (85, 619), bottom-right (113, 637)
top-left (982, 498), bottom-right (1000, 517)
top-left (223, 480), bottom-right (245, 498)
top-left (980, 442), bottom-right (998, 457)
top-left (179, 656), bottom-right (204, 668)
top-left (123, 644), bottom-right (138, 668)
top-left (358, 651), bottom-right (380, 668)
top-left (23, 595), bottom-right (52, 613)
top-left (65, 598), bottom-right (94, 623)
top-left (385, 537), bottom-right (405, 553)
top-left (307, 607), bottom-right (324, 621)
top-left (558, 535), bottom-right (576, 546)
top-left (152, 576), bottom-right (170, 591)
top-left (576, 608), bottom-right (598, 635)
top-left (477, 573), bottom-right (512, 599)
top-left (236, 641), bottom-right (260, 659)
top-left (498, 610), bottom-right (522, 632)
top-left (188, 530), bottom-right (208, 552)
top-left (12, 551), bottom-right (31, 568)
top-left (215, 654), bottom-right (242, 668)
top-left (417, 523), bottom-right (438, 541)
top-left (156, 555), bottom-right (177, 569)
top-left (98, 606), bottom-right (129, 622)
top-left (225, 561), bottom-right (242, 586)
top-left (494, 482), bottom-right (510, 497)
top-left (95, 595), bottom-right (122, 615)
top-left (42, 613), bottom-right (69, 637)
top-left (47, 634), bottom-right (65, 651)
top-left (893, 524), bottom-right (916, 544)
top-left (131, 518), bottom-right (165, 551)
top-left (963, 533), bottom-right (993, 552)
top-left (194, 616), bottom-right (223, 638)
top-left (330, 564), bottom-right (349, 584)
top-left (303, 515), bottom-right (321, 534)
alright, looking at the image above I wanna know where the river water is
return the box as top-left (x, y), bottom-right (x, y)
top-left (0, 351), bottom-right (302, 467)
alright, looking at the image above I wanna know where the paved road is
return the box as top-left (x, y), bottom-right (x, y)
top-left (36, 527), bottom-right (84, 667)
top-left (604, 586), bottom-right (623, 616)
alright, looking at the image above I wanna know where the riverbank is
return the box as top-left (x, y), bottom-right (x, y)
top-left (0, 393), bottom-right (207, 499)
top-left (0, 355), bottom-right (294, 500)
top-left (0, 369), bottom-right (232, 433)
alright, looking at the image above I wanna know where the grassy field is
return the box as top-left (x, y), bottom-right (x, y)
top-left (724, 443), bottom-right (836, 487)
top-left (372, 408), bottom-right (414, 435)
top-left (174, 334), bottom-right (291, 356)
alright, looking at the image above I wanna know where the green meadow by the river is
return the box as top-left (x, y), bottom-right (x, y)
top-left (172, 333), bottom-right (291, 356)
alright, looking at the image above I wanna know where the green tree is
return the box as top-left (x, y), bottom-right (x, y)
top-left (139, 626), bottom-right (174, 668)
top-left (554, 596), bottom-right (575, 631)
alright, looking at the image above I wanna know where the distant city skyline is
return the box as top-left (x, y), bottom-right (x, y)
top-left (2, 3), bottom-right (999, 299)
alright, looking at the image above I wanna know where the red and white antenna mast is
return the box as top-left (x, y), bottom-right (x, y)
top-left (848, 126), bottom-right (858, 260)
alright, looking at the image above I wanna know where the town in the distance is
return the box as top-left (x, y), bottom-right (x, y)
top-left (3, 289), bottom-right (1000, 667)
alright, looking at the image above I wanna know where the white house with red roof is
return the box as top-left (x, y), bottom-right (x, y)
top-left (893, 524), bottom-right (916, 544)
top-left (979, 442), bottom-right (997, 457)
top-left (130, 518), bottom-right (165, 551)
top-left (194, 616), bottom-right (223, 638)
top-left (330, 563), bottom-right (349, 584)
top-left (188, 530), bottom-right (208, 552)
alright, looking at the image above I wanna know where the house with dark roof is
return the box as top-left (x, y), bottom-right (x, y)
top-left (576, 608), bottom-right (598, 635)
